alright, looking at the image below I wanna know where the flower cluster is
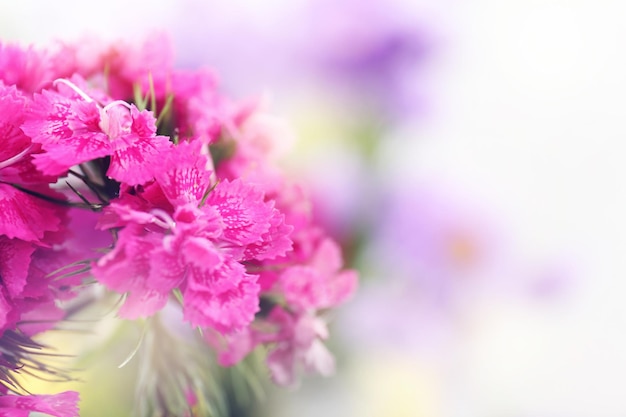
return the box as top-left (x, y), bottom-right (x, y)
top-left (0, 34), bottom-right (357, 416)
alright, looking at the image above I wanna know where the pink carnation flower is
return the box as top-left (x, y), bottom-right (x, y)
top-left (265, 307), bottom-right (335, 387)
top-left (208, 306), bottom-right (335, 387)
top-left (92, 141), bottom-right (292, 333)
top-left (0, 33), bottom-right (359, 412)
top-left (279, 237), bottom-right (357, 312)
top-left (92, 202), bottom-right (261, 333)
top-left (22, 79), bottom-right (171, 184)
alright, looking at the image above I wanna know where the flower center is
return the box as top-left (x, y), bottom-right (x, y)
top-left (150, 209), bottom-right (176, 230)
top-left (53, 78), bottom-right (134, 140)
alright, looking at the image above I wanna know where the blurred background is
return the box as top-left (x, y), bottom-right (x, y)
top-left (3, 0), bottom-right (626, 416)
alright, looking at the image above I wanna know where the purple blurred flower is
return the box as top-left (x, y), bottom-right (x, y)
top-left (169, 0), bottom-right (429, 119)
top-left (372, 184), bottom-right (501, 306)
top-left (336, 180), bottom-right (574, 354)
top-left (298, 0), bottom-right (430, 117)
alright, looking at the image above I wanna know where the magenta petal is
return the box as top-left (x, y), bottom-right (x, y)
top-left (92, 224), bottom-right (154, 293)
top-left (17, 300), bottom-right (65, 336)
top-left (155, 140), bottom-right (212, 206)
top-left (280, 238), bottom-right (357, 311)
top-left (183, 259), bottom-right (259, 333)
top-left (242, 208), bottom-right (293, 261)
top-left (264, 309), bottom-right (335, 386)
top-left (309, 237), bottom-right (343, 274)
top-left (181, 236), bottom-right (221, 269)
top-left (148, 242), bottom-right (186, 291)
top-left (206, 328), bottom-right (259, 367)
top-left (0, 292), bottom-right (12, 329)
top-left (266, 344), bottom-right (297, 387)
top-left (23, 90), bottom-right (74, 144)
top-left (107, 136), bottom-right (171, 185)
top-left (324, 269), bottom-right (358, 308)
top-left (0, 184), bottom-right (62, 242)
top-left (0, 237), bottom-right (34, 299)
top-left (24, 91), bottom-right (111, 176)
top-left (0, 391), bottom-right (80, 417)
top-left (280, 265), bottom-right (358, 311)
top-left (176, 204), bottom-right (223, 240)
top-left (107, 107), bottom-right (172, 185)
top-left (0, 123), bottom-right (30, 170)
top-left (0, 42), bottom-right (53, 93)
top-left (0, 83), bottom-right (26, 123)
top-left (108, 134), bottom-right (171, 185)
top-left (280, 266), bottom-right (322, 311)
top-left (0, 84), bottom-right (29, 160)
top-left (206, 179), bottom-right (273, 246)
top-left (91, 224), bottom-right (167, 319)
top-left (30, 129), bottom-right (110, 177)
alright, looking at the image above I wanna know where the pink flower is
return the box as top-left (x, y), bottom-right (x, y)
top-left (205, 178), bottom-right (292, 261)
top-left (170, 70), bottom-right (223, 144)
top-left (91, 221), bottom-right (176, 318)
top-left (205, 326), bottom-right (261, 367)
top-left (0, 235), bottom-right (80, 335)
top-left (155, 140), bottom-right (294, 261)
top-left (153, 140), bottom-right (213, 206)
top-left (0, 42), bottom-right (54, 94)
top-left (207, 306), bottom-right (336, 387)
top-left (0, 391), bottom-right (79, 417)
top-left (0, 32), bottom-right (360, 409)
top-left (23, 79), bottom-right (171, 184)
top-left (0, 83), bottom-right (64, 243)
top-left (279, 237), bottom-right (357, 312)
top-left (155, 140), bottom-right (293, 260)
top-left (213, 101), bottom-right (295, 190)
top-left (265, 307), bottom-right (335, 387)
top-left (92, 142), bottom-right (292, 333)
top-left (92, 203), bottom-right (260, 333)
top-left (252, 183), bottom-right (358, 309)
top-left (182, 250), bottom-right (259, 333)
top-left (59, 32), bottom-right (173, 100)
top-left (0, 184), bottom-right (64, 243)
top-left (0, 237), bottom-right (35, 330)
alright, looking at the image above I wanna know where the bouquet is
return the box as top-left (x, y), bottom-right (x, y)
top-left (0, 34), bottom-right (357, 416)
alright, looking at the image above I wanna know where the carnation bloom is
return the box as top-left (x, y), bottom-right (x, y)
top-left (265, 307), bottom-right (335, 387)
top-left (0, 34), bottom-right (358, 414)
top-left (22, 77), bottom-right (171, 184)
top-left (205, 182), bottom-right (357, 384)
top-left (207, 305), bottom-right (337, 387)
top-left (92, 141), bottom-right (293, 334)
top-left (279, 237), bottom-right (358, 313)
top-left (92, 204), bottom-right (262, 333)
